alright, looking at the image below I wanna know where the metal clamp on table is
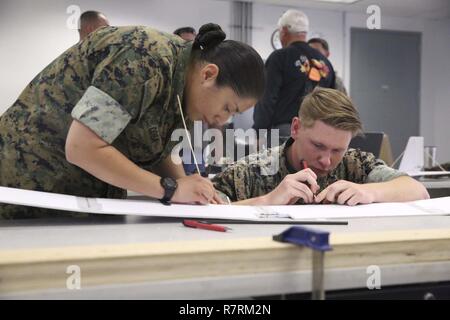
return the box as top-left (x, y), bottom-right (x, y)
top-left (273, 226), bottom-right (332, 300)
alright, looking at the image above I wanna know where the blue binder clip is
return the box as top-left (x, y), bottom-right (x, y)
top-left (273, 226), bottom-right (332, 251)
top-left (273, 226), bottom-right (332, 300)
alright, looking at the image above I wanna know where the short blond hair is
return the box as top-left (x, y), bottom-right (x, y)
top-left (299, 87), bottom-right (363, 136)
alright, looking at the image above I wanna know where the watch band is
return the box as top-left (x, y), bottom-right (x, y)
top-left (160, 177), bottom-right (177, 205)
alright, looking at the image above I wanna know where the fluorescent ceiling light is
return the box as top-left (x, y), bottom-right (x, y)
top-left (312, 0), bottom-right (360, 4)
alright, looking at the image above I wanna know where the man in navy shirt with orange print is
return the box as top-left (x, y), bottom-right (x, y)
top-left (253, 9), bottom-right (335, 144)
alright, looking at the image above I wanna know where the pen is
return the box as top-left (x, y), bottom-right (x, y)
top-left (302, 160), bottom-right (308, 169)
top-left (182, 219), bottom-right (232, 232)
top-left (301, 159), bottom-right (319, 201)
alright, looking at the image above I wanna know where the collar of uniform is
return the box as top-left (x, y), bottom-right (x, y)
top-left (172, 42), bottom-right (192, 117)
top-left (279, 137), bottom-right (298, 176)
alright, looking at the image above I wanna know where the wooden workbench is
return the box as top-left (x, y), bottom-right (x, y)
top-left (0, 215), bottom-right (449, 299)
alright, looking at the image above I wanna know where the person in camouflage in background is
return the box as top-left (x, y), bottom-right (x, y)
top-left (0, 23), bottom-right (265, 218)
top-left (213, 88), bottom-right (430, 205)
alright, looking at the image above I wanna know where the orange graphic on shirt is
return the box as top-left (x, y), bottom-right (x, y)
top-left (308, 59), bottom-right (330, 82)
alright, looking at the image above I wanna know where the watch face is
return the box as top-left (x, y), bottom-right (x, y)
top-left (271, 29), bottom-right (282, 50)
top-left (163, 177), bottom-right (176, 189)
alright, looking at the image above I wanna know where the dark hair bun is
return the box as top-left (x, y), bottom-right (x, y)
top-left (194, 23), bottom-right (226, 50)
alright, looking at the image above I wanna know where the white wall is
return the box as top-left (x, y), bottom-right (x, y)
top-left (1, 0), bottom-right (449, 162)
top-left (0, 0), bottom-right (230, 111)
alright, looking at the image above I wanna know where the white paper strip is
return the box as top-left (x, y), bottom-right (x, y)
top-left (0, 186), bottom-right (449, 221)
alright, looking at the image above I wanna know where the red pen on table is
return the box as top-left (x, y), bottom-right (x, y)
top-left (183, 219), bottom-right (232, 232)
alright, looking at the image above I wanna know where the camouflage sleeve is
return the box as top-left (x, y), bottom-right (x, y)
top-left (71, 86), bottom-right (131, 144)
top-left (367, 165), bottom-right (408, 183)
top-left (212, 163), bottom-right (254, 202)
top-left (72, 46), bottom-right (163, 144)
top-left (347, 150), bottom-right (407, 183)
top-left (212, 168), bottom-right (239, 202)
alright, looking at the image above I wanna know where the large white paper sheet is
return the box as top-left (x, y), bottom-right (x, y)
top-left (274, 198), bottom-right (450, 220)
top-left (0, 186), bottom-right (449, 221)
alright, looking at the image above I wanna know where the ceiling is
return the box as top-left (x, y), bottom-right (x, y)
top-left (220, 0), bottom-right (450, 19)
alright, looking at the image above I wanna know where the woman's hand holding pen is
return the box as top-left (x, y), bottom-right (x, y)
top-left (172, 175), bottom-right (225, 205)
top-left (261, 169), bottom-right (319, 205)
top-left (172, 174), bottom-right (214, 205)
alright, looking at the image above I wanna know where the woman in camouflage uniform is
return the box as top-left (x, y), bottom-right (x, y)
top-left (0, 23), bottom-right (265, 218)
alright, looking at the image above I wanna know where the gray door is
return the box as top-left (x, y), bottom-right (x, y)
top-left (350, 28), bottom-right (421, 160)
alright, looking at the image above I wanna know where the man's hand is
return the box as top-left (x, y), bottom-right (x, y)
top-left (315, 180), bottom-right (375, 206)
top-left (261, 169), bottom-right (319, 205)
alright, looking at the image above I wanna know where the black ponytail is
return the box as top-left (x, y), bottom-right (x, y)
top-left (191, 23), bottom-right (265, 100)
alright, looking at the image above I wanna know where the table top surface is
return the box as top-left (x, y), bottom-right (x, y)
top-left (1, 214), bottom-right (449, 251)
top-left (418, 177), bottom-right (450, 188)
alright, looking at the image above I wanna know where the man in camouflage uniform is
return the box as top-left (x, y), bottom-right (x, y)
top-left (78, 10), bottom-right (110, 42)
top-left (0, 26), bottom-right (192, 218)
top-left (213, 88), bottom-right (429, 205)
